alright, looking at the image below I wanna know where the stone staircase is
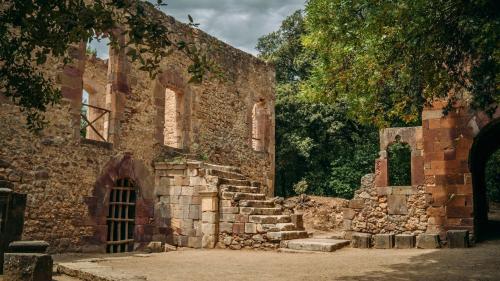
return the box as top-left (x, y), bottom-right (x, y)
top-left (204, 163), bottom-right (309, 246)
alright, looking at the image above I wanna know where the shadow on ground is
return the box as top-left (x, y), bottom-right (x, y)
top-left (337, 239), bottom-right (500, 281)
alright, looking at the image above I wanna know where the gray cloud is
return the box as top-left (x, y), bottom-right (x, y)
top-left (90, 1), bottom-right (305, 58)
top-left (161, 0), bottom-right (305, 55)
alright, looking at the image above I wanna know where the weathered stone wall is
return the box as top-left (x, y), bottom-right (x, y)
top-left (0, 2), bottom-right (275, 252)
top-left (344, 103), bottom-right (500, 241)
top-left (344, 127), bottom-right (429, 236)
top-left (344, 174), bottom-right (429, 235)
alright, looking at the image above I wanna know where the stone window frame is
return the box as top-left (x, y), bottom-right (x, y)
top-left (60, 29), bottom-right (130, 148)
top-left (153, 68), bottom-right (192, 151)
top-left (375, 127), bottom-right (424, 187)
top-left (251, 99), bottom-right (271, 154)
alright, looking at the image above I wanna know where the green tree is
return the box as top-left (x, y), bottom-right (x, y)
top-left (303, 0), bottom-right (499, 127)
top-left (0, 0), bottom-right (211, 131)
top-left (257, 10), bottom-right (379, 198)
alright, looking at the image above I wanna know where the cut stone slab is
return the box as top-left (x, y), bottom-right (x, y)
top-left (3, 253), bottom-right (53, 281)
top-left (416, 234), bottom-right (441, 249)
top-left (8, 241), bottom-right (49, 253)
top-left (56, 261), bottom-right (147, 281)
top-left (373, 234), bottom-right (395, 249)
top-left (249, 215), bottom-right (292, 224)
top-left (395, 234), bottom-right (415, 249)
top-left (282, 238), bottom-right (350, 252)
top-left (447, 230), bottom-right (469, 248)
top-left (266, 231), bottom-right (308, 241)
top-left (351, 233), bottom-right (372, 248)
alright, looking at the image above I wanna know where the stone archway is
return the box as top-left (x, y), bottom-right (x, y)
top-left (83, 153), bottom-right (155, 252)
top-left (469, 118), bottom-right (500, 241)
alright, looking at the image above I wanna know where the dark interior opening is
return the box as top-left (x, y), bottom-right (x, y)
top-left (470, 118), bottom-right (500, 241)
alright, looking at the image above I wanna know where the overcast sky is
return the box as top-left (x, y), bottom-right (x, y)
top-left (90, 0), bottom-right (306, 59)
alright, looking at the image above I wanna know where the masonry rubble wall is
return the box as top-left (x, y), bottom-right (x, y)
top-left (0, 1), bottom-right (275, 253)
top-left (343, 127), bottom-right (429, 236)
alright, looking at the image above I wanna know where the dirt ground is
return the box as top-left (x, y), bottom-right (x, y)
top-left (53, 239), bottom-right (500, 281)
top-left (281, 195), bottom-right (348, 235)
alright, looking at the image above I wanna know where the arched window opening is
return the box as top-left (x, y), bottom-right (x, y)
top-left (164, 88), bottom-right (184, 148)
top-left (252, 100), bottom-right (268, 152)
top-left (387, 136), bottom-right (412, 186)
top-left (106, 178), bottom-right (137, 253)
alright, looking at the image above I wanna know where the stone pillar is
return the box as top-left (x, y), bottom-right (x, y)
top-left (200, 191), bottom-right (218, 248)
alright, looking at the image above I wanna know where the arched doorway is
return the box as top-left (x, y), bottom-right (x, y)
top-left (469, 117), bottom-right (500, 241)
top-left (85, 154), bottom-right (155, 253)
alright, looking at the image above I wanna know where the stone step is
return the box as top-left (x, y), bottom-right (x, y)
top-left (281, 238), bottom-right (350, 252)
top-left (221, 192), bottom-right (266, 201)
top-left (219, 178), bottom-right (251, 187)
top-left (249, 215), bottom-right (292, 224)
top-left (240, 207), bottom-right (282, 215)
top-left (239, 200), bottom-right (275, 208)
top-left (266, 231), bottom-right (309, 241)
top-left (202, 163), bottom-right (242, 174)
top-left (221, 185), bottom-right (260, 193)
top-left (258, 223), bottom-right (297, 232)
top-left (208, 169), bottom-right (247, 180)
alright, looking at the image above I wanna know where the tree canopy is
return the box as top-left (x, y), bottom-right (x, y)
top-left (0, 0), bottom-right (209, 131)
top-left (303, 0), bottom-right (499, 127)
top-left (257, 11), bottom-right (378, 198)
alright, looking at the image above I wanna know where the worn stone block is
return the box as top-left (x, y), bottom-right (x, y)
top-left (189, 205), bottom-right (200, 220)
top-left (201, 223), bottom-right (216, 235)
top-left (146, 241), bottom-right (163, 253)
top-left (245, 223), bottom-right (257, 234)
top-left (349, 199), bottom-right (365, 209)
top-left (3, 253), bottom-right (53, 281)
top-left (373, 234), bottom-right (394, 249)
top-left (222, 207), bottom-right (239, 214)
top-left (447, 230), bottom-right (469, 248)
top-left (201, 197), bottom-right (217, 212)
top-left (173, 176), bottom-right (189, 186)
top-left (376, 186), bottom-right (391, 196)
top-left (351, 233), bottom-right (371, 248)
top-left (342, 208), bottom-right (356, 220)
top-left (391, 186), bottom-right (415, 195)
top-left (219, 222), bottom-right (233, 233)
top-left (387, 195), bottom-right (408, 215)
top-left (220, 213), bottom-right (236, 222)
top-left (202, 212), bottom-right (218, 223)
top-left (291, 214), bottom-right (304, 230)
top-left (201, 235), bottom-right (216, 249)
top-left (232, 223), bottom-right (245, 234)
top-left (416, 234), bottom-right (441, 249)
top-left (220, 200), bottom-right (232, 207)
top-left (395, 234), bottom-right (415, 249)
top-left (181, 186), bottom-right (195, 196)
top-left (190, 176), bottom-right (207, 186)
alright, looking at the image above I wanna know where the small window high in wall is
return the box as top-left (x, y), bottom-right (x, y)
top-left (252, 99), bottom-right (268, 152)
top-left (387, 136), bottom-right (412, 186)
top-left (164, 88), bottom-right (184, 148)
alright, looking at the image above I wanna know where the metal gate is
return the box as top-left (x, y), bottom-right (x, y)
top-left (106, 178), bottom-right (137, 253)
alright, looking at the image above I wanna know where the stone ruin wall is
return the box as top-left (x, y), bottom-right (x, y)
top-left (343, 127), bottom-right (430, 236)
top-left (153, 161), bottom-right (285, 250)
top-left (0, 2), bottom-right (275, 253)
